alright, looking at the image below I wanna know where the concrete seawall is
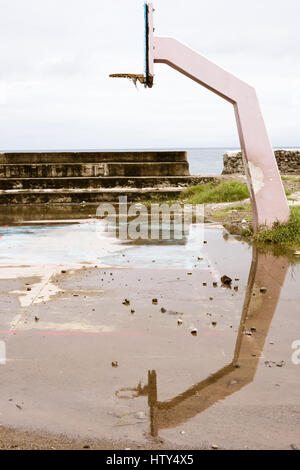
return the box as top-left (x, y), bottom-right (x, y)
top-left (0, 150), bottom-right (214, 206)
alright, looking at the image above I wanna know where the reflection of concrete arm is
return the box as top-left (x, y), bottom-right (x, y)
top-left (116, 249), bottom-right (288, 437)
top-left (148, 250), bottom-right (288, 435)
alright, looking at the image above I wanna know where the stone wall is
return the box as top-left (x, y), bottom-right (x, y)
top-left (222, 150), bottom-right (300, 175)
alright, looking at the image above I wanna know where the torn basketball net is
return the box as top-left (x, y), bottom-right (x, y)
top-left (109, 74), bottom-right (146, 88)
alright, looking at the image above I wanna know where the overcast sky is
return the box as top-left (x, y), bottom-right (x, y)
top-left (0, 0), bottom-right (299, 150)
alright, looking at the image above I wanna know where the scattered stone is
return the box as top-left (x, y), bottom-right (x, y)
top-left (209, 297), bottom-right (213, 301)
top-left (229, 380), bottom-right (238, 386)
top-left (152, 298), bottom-right (158, 304)
top-left (26, 287), bottom-right (31, 291)
top-left (203, 282), bottom-right (207, 286)
top-left (213, 282), bottom-right (218, 288)
top-left (250, 327), bottom-right (257, 332)
top-left (198, 257), bottom-right (203, 261)
top-left (212, 322), bottom-right (217, 327)
top-left (234, 363), bottom-right (240, 368)
top-left (177, 318), bottom-right (183, 326)
top-left (112, 361), bottom-right (118, 367)
top-left (123, 299), bottom-right (130, 306)
top-left (191, 328), bottom-right (198, 337)
top-left (211, 444), bottom-right (218, 450)
top-left (203, 241), bottom-right (207, 244)
top-left (235, 278), bottom-right (240, 281)
top-left (135, 411), bottom-right (146, 420)
top-left (187, 272), bottom-right (192, 275)
top-left (61, 270), bottom-right (66, 274)
top-left (83, 445), bottom-right (90, 449)
top-left (245, 331), bottom-right (252, 336)
top-left (234, 286), bottom-right (239, 291)
top-left (221, 275), bottom-right (232, 286)
top-left (260, 287), bottom-right (267, 293)
top-left (16, 404), bottom-right (22, 410)
top-left (130, 309), bottom-right (135, 314)
top-left (161, 308), bottom-right (166, 313)
top-left (34, 316), bottom-right (39, 322)
top-left (276, 361), bottom-right (285, 368)
top-left (180, 430), bottom-right (185, 435)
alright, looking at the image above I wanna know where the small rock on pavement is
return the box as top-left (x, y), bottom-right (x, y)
top-left (123, 299), bottom-right (130, 306)
top-left (221, 275), bottom-right (232, 286)
top-left (177, 318), bottom-right (183, 326)
top-left (211, 445), bottom-right (218, 450)
top-left (191, 328), bottom-right (198, 336)
top-left (34, 316), bottom-right (39, 322)
top-left (152, 298), bottom-right (158, 304)
top-left (161, 307), bottom-right (166, 313)
top-left (260, 287), bottom-right (267, 293)
top-left (112, 361), bottom-right (119, 367)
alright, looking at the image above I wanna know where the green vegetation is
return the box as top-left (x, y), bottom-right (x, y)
top-left (180, 181), bottom-right (249, 204)
top-left (254, 206), bottom-right (300, 249)
top-left (140, 181), bottom-right (250, 208)
top-left (213, 202), bottom-right (252, 219)
top-left (282, 176), bottom-right (300, 183)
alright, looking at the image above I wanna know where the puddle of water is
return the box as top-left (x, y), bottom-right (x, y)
top-left (0, 219), bottom-right (299, 449)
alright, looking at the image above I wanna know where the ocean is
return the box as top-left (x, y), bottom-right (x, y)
top-left (186, 147), bottom-right (239, 175)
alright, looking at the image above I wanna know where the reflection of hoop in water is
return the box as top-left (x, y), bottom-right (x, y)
top-left (115, 382), bottom-right (148, 400)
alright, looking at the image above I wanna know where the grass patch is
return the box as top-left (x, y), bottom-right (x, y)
top-left (139, 181), bottom-right (250, 208)
top-left (254, 206), bottom-right (300, 249)
top-left (181, 181), bottom-right (249, 204)
top-left (282, 176), bottom-right (300, 183)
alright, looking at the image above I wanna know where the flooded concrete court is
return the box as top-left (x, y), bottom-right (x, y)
top-left (0, 211), bottom-right (299, 449)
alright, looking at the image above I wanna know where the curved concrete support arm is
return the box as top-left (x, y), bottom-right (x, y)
top-left (153, 36), bottom-right (290, 229)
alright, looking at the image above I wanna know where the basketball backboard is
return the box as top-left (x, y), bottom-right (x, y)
top-left (109, 3), bottom-right (154, 88)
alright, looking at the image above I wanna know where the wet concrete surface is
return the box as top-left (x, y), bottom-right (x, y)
top-left (0, 221), bottom-right (299, 449)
